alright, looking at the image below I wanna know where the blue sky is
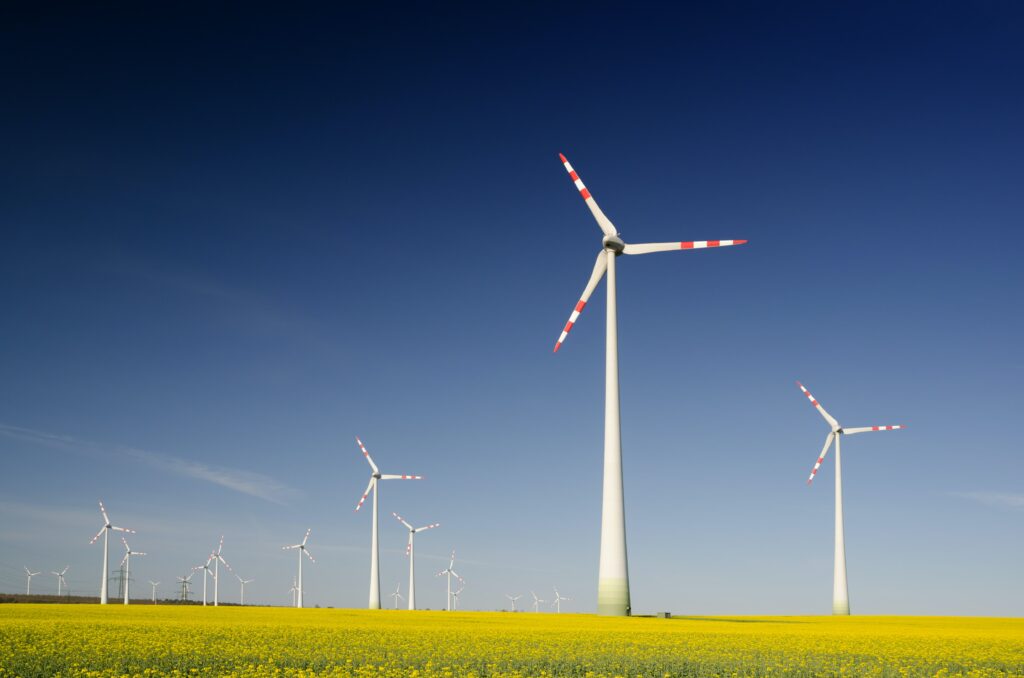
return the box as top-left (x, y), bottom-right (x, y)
top-left (1, 3), bottom-right (1022, 614)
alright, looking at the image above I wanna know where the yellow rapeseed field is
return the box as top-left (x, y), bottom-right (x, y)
top-left (0, 605), bottom-right (1021, 677)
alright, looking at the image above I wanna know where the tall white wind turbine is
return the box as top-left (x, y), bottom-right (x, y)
top-left (436, 550), bottom-right (463, 612)
top-left (392, 512), bottom-right (439, 610)
top-left (236, 574), bottom-right (254, 606)
top-left (797, 381), bottom-right (905, 615)
top-left (89, 501), bottom-right (134, 604)
top-left (530, 590), bottom-right (544, 613)
top-left (120, 537), bottom-right (146, 605)
top-left (553, 153), bottom-right (747, 615)
top-left (24, 567), bottom-right (40, 595)
top-left (354, 437), bottom-right (423, 610)
top-left (148, 580), bottom-right (160, 603)
top-left (282, 528), bottom-right (314, 608)
top-left (551, 586), bottom-right (570, 613)
top-left (192, 556), bottom-right (214, 606)
top-left (389, 582), bottom-right (405, 610)
top-left (505, 593), bottom-right (521, 612)
top-left (210, 536), bottom-right (232, 607)
top-left (51, 566), bottom-right (69, 597)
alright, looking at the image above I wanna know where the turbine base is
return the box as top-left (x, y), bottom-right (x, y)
top-left (597, 578), bottom-right (631, 616)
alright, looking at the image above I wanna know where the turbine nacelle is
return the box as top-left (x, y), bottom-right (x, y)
top-left (602, 235), bottom-right (625, 253)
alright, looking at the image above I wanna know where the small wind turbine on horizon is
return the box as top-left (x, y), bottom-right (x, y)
top-left (452, 582), bottom-right (465, 610)
top-left (24, 567), bottom-right (40, 595)
top-left (530, 590), bottom-right (544, 613)
top-left (192, 557), bottom-right (215, 606)
top-left (89, 501), bottom-right (134, 604)
top-left (797, 381), bottom-right (905, 615)
top-left (505, 593), bottom-right (521, 612)
top-left (235, 574), bottom-right (254, 606)
top-left (552, 153), bottom-right (748, 616)
top-left (120, 537), bottom-right (146, 605)
top-left (354, 436), bottom-right (423, 610)
top-left (282, 528), bottom-right (314, 608)
top-left (389, 582), bottom-right (405, 610)
top-left (148, 580), bottom-right (160, 603)
top-left (51, 566), bottom-right (69, 597)
top-left (288, 577), bottom-right (298, 607)
top-left (436, 550), bottom-right (463, 612)
top-left (392, 511), bottom-right (439, 610)
top-left (552, 586), bottom-right (570, 613)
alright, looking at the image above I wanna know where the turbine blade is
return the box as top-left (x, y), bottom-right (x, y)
top-left (554, 250), bottom-right (608, 353)
top-left (356, 437), bottom-right (379, 474)
top-left (303, 548), bottom-right (315, 563)
top-left (355, 477), bottom-right (375, 512)
top-left (807, 432), bottom-right (836, 485)
top-left (111, 526), bottom-right (135, 534)
top-left (302, 528), bottom-right (311, 546)
top-left (392, 512), bottom-right (414, 530)
top-left (842, 425), bottom-right (905, 435)
top-left (405, 534), bottom-right (412, 557)
top-left (380, 474), bottom-right (423, 480)
top-left (623, 239), bottom-right (747, 255)
top-left (217, 535), bottom-right (224, 555)
top-left (796, 381), bottom-right (840, 429)
top-left (90, 527), bottom-right (105, 544)
top-left (98, 501), bottom-right (110, 525)
top-left (414, 523), bottom-right (440, 533)
top-left (558, 153), bottom-right (617, 236)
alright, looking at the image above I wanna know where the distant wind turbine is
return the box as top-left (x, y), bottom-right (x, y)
top-left (51, 566), bottom-right (69, 597)
top-left (89, 501), bottom-right (134, 604)
top-left (435, 550), bottom-right (463, 612)
top-left (192, 556), bottom-right (214, 606)
top-left (235, 574), bottom-right (254, 606)
top-left (553, 153), bottom-right (748, 615)
top-left (282, 528), bottom-right (314, 608)
top-left (505, 594), bottom-right (521, 612)
top-left (210, 536), bottom-right (232, 606)
top-left (392, 511), bottom-right (439, 610)
top-left (120, 537), bottom-right (146, 605)
top-left (24, 567), bottom-right (40, 595)
top-left (551, 586), bottom-right (570, 613)
top-left (354, 437), bottom-right (422, 609)
top-left (530, 590), bottom-right (544, 613)
top-left (288, 577), bottom-right (298, 607)
top-left (389, 582), bottom-right (405, 610)
top-left (452, 582), bottom-right (465, 611)
top-left (797, 381), bottom-right (905, 615)
top-left (148, 580), bottom-right (160, 603)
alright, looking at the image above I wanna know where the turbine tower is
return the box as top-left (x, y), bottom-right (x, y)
top-left (505, 593), bottom-right (521, 612)
top-left (89, 501), bottom-right (134, 604)
top-left (552, 586), bottom-right (570, 613)
top-left (797, 381), bottom-right (905, 615)
top-left (120, 537), bottom-right (146, 605)
top-left (435, 550), bottom-right (463, 612)
top-left (23, 567), bottom-right (40, 595)
top-left (392, 512), bottom-right (439, 610)
top-left (282, 528), bottom-right (314, 608)
top-left (51, 566), bottom-right (69, 597)
top-left (389, 582), bottom-right (405, 610)
top-left (236, 574), bottom-right (254, 606)
top-left (530, 590), bottom-right (544, 613)
top-left (210, 536), bottom-right (232, 607)
top-left (148, 580), bottom-right (160, 603)
top-left (553, 153), bottom-right (747, 615)
top-left (354, 437), bottom-right (423, 610)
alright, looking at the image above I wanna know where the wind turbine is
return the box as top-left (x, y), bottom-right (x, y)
top-left (51, 566), bottom-right (69, 597)
top-left (552, 586), bottom-right (570, 613)
top-left (24, 567), bottom-right (40, 595)
top-left (553, 153), bottom-right (748, 616)
top-left (797, 380), bottom-right (905, 615)
top-left (148, 580), bottom-right (160, 603)
top-left (389, 582), bottom-right (405, 610)
top-left (354, 437), bottom-right (423, 610)
top-left (282, 528), bottom-right (314, 608)
top-left (452, 582), bottom-right (465, 611)
top-left (176, 572), bottom-right (194, 601)
top-left (192, 556), bottom-right (214, 606)
top-left (236, 574), bottom-right (254, 606)
top-left (120, 537), bottom-right (146, 605)
top-left (392, 511), bottom-right (439, 610)
top-left (210, 536), bottom-right (232, 606)
top-left (288, 577), bottom-right (298, 607)
top-left (505, 594), bottom-right (521, 612)
top-left (530, 590), bottom-right (544, 613)
top-left (89, 501), bottom-right (134, 604)
top-left (435, 550), bottom-right (463, 612)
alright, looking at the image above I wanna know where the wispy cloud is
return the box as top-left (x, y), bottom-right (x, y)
top-left (0, 423), bottom-right (297, 505)
top-left (951, 491), bottom-right (1024, 510)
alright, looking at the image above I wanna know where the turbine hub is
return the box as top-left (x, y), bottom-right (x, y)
top-left (602, 235), bottom-right (625, 253)
top-left (373, 473), bottom-right (381, 479)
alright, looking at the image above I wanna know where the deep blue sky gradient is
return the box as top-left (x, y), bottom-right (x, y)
top-left (1, 3), bottom-right (1022, 614)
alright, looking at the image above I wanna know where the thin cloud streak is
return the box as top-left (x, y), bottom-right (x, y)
top-left (0, 424), bottom-right (297, 505)
top-left (951, 491), bottom-right (1024, 510)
